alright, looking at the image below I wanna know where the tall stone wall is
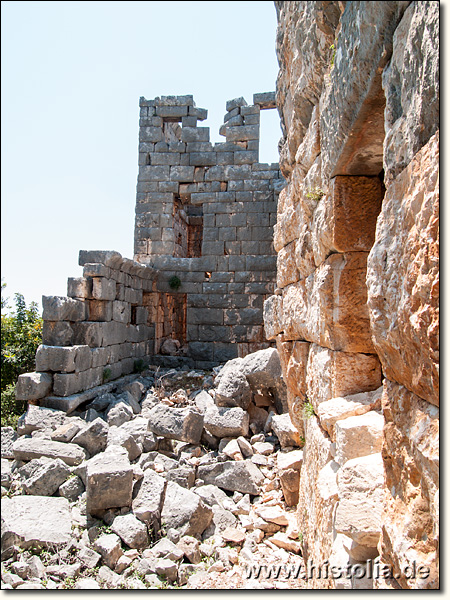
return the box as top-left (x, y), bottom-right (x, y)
top-left (133, 93), bottom-right (284, 368)
top-left (266, 0), bottom-right (439, 589)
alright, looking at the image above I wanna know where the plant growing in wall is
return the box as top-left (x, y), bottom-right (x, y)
top-left (103, 368), bottom-right (112, 383)
top-left (305, 187), bottom-right (325, 203)
top-left (303, 400), bottom-right (316, 419)
top-left (168, 275), bottom-right (181, 290)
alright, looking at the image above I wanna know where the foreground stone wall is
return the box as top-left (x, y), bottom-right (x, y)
top-left (266, 0), bottom-right (439, 589)
top-left (133, 93), bottom-right (284, 367)
top-left (16, 251), bottom-right (157, 414)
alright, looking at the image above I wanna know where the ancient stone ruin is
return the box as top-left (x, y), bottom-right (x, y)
top-left (1, 0), bottom-right (439, 591)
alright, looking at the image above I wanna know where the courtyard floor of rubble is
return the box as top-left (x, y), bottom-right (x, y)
top-left (1, 355), bottom-right (308, 590)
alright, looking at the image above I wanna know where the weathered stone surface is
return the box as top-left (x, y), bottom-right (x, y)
top-left (317, 387), bottom-right (382, 442)
top-left (263, 294), bottom-right (283, 340)
top-left (93, 533), bottom-right (123, 569)
top-left (306, 343), bottom-right (381, 410)
top-left (86, 449), bottom-right (133, 513)
top-left (334, 411), bottom-right (384, 466)
top-left (51, 420), bottom-right (83, 443)
top-left (111, 512), bottom-right (149, 549)
top-left (1, 426), bottom-right (17, 459)
top-left (147, 404), bottom-right (204, 444)
top-left (42, 296), bottom-right (87, 322)
top-left (12, 437), bottom-right (87, 466)
top-left (177, 536), bottom-right (201, 564)
top-left (17, 405), bottom-right (68, 436)
top-left (215, 369), bottom-right (252, 410)
top-left (58, 474), bottom-right (85, 501)
top-left (132, 468), bottom-right (166, 524)
top-left (197, 460), bottom-right (264, 495)
top-left (193, 484), bottom-right (229, 508)
top-left (380, 379), bottom-right (439, 589)
top-left (15, 372), bottom-right (53, 402)
top-left (297, 415), bottom-right (333, 579)
top-left (105, 400), bottom-right (134, 427)
top-left (106, 425), bottom-right (142, 461)
top-left (1, 496), bottom-right (72, 550)
top-left (72, 417), bottom-right (109, 456)
top-left (335, 453), bottom-right (384, 547)
top-left (204, 405), bottom-right (249, 438)
top-left (271, 413), bottom-right (300, 448)
top-left (151, 537), bottom-right (184, 561)
top-left (161, 481), bottom-right (213, 538)
top-left (367, 132), bottom-right (439, 406)
top-left (255, 505), bottom-right (289, 526)
top-left (22, 458), bottom-right (70, 496)
top-left (382, 2), bottom-right (439, 183)
top-left (281, 253), bottom-right (375, 353)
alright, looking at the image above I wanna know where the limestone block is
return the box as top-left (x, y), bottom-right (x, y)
top-left (1, 496), bottom-right (72, 550)
top-left (181, 127), bottom-right (210, 143)
top-left (367, 132), bottom-right (439, 406)
top-left (380, 379), bottom-right (439, 588)
top-left (42, 321), bottom-right (74, 346)
top-left (78, 250), bottom-right (123, 268)
top-left (335, 453), bottom-right (384, 547)
top-left (1, 426), bottom-right (17, 459)
top-left (297, 415), bottom-right (334, 573)
top-left (86, 449), bottom-right (134, 514)
top-left (282, 252), bottom-right (375, 353)
top-left (15, 372), bottom-right (52, 401)
top-left (161, 481), bottom-right (213, 538)
top-left (35, 344), bottom-right (92, 373)
top-left (132, 468), bottom-right (165, 524)
top-left (16, 404), bottom-right (67, 435)
top-left (42, 296), bottom-right (87, 322)
top-left (111, 513), bottom-right (149, 550)
top-left (203, 406), bottom-right (249, 438)
top-left (311, 176), bottom-right (383, 266)
top-left (12, 437), bottom-right (87, 466)
top-left (67, 277), bottom-right (93, 299)
top-left (334, 411), bottom-right (384, 466)
top-left (306, 343), bottom-right (381, 410)
top-left (22, 458), bottom-right (71, 496)
top-left (271, 413), bottom-right (301, 448)
top-left (72, 417), bottom-right (109, 456)
top-left (276, 242), bottom-right (299, 289)
top-left (215, 369), bottom-right (252, 410)
top-left (294, 104), bottom-right (320, 174)
top-left (93, 534), bottom-right (123, 569)
top-left (317, 387), bottom-right (383, 441)
top-left (147, 404), bottom-right (204, 444)
top-left (197, 460), bottom-right (264, 495)
top-left (319, 2), bottom-right (409, 179)
top-left (112, 300), bottom-right (131, 324)
top-left (88, 300), bottom-right (113, 322)
top-left (82, 263), bottom-right (110, 278)
top-left (276, 338), bottom-right (309, 431)
top-left (92, 278), bottom-right (116, 301)
top-left (382, 2), bottom-right (439, 183)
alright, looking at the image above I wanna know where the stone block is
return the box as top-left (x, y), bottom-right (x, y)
top-left (253, 92), bottom-right (276, 109)
top-left (86, 449), bottom-right (134, 513)
top-left (197, 460), bottom-right (264, 495)
top-left (226, 125), bottom-right (259, 142)
top-left (78, 250), bottom-right (123, 268)
top-left (88, 299), bottom-right (113, 321)
top-left (35, 344), bottom-right (92, 373)
top-left (15, 372), bottom-right (52, 401)
top-left (226, 97), bottom-right (248, 111)
top-left (379, 379), bottom-right (439, 587)
top-left (1, 496), bottom-right (72, 550)
top-left (112, 300), bottom-right (131, 324)
top-left (67, 277), bottom-right (93, 299)
top-left (282, 252), bottom-right (374, 352)
top-left (82, 263), bottom-right (110, 278)
top-left (189, 152), bottom-right (217, 166)
top-left (42, 296), bottom-right (86, 322)
top-left (306, 343), bottom-right (381, 409)
top-left (271, 413), bottom-right (301, 448)
top-left (22, 458), bottom-right (71, 496)
top-left (42, 321), bottom-right (74, 346)
top-left (334, 411), bottom-right (384, 466)
top-left (92, 278), bottom-right (116, 301)
top-left (181, 127), bottom-right (210, 142)
top-left (146, 404), bottom-right (204, 444)
top-left (317, 387), bottom-right (383, 442)
top-left (12, 437), bottom-right (87, 466)
top-left (367, 132), bottom-right (439, 406)
top-left (335, 453), bottom-right (384, 547)
top-left (204, 406), bottom-right (249, 438)
top-left (132, 468), bottom-right (166, 523)
top-left (161, 481), bottom-right (213, 538)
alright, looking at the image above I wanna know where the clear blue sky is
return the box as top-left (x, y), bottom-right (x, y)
top-left (1, 1), bottom-right (282, 310)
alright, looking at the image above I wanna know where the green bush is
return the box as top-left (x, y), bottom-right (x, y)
top-left (1, 283), bottom-right (42, 427)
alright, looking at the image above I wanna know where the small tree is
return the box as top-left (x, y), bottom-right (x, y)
top-left (1, 282), bottom-right (43, 426)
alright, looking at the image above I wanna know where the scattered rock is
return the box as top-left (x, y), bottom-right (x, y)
top-left (197, 460), bottom-right (264, 495)
top-left (161, 481), bottom-right (213, 538)
top-left (147, 404), bottom-right (204, 444)
top-left (111, 512), bottom-right (150, 549)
